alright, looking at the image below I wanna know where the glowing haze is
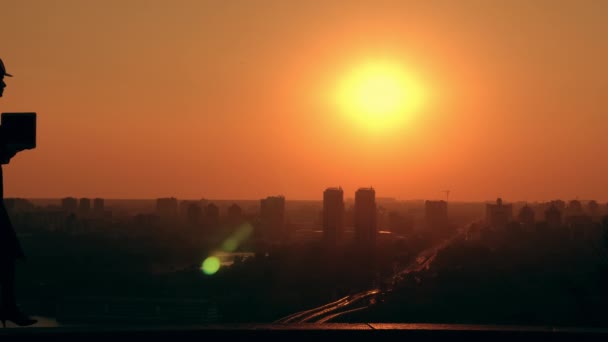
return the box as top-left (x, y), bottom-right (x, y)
top-left (1, 0), bottom-right (607, 201)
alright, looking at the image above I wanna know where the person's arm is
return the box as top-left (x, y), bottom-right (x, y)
top-left (0, 165), bottom-right (4, 200)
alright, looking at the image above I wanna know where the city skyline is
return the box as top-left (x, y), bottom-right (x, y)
top-left (10, 195), bottom-right (608, 204)
top-left (11, 190), bottom-right (608, 204)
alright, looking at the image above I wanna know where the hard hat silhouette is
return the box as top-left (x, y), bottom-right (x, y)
top-left (0, 59), bottom-right (13, 77)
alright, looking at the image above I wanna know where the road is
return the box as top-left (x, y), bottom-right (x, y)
top-left (274, 233), bottom-right (462, 324)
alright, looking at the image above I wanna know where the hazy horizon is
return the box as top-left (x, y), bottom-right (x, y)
top-left (16, 196), bottom-right (604, 204)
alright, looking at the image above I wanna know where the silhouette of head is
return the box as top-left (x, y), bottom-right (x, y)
top-left (0, 58), bottom-right (12, 98)
top-left (0, 58), bottom-right (16, 163)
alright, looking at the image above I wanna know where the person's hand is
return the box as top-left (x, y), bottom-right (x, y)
top-left (0, 144), bottom-right (19, 164)
top-left (6, 144), bottom-right (19, 158)
top-left (8, 143), bottom-right (28, 153)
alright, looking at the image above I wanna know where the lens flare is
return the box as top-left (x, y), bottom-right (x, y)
top-left (201, 256), bottom-right (221, 275)
top-left (220, 223), bottom-right (254, 252)
top-left (233, 223), bottom-right (254, 241)
top-left (222, 238), bottom-right (238, 252)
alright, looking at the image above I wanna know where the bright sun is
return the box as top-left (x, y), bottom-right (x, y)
top-left (335, 61), bottom-right (426, 132)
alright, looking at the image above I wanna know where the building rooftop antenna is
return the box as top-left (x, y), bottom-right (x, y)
top-left (442, 190), bottom-right (451, 203)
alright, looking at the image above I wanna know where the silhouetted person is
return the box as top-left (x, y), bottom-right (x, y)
top-left (0, 58), bottom-right (36, 327)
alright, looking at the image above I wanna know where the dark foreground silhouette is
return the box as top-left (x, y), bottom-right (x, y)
top-left (0, 58), bottom-right (37, 328)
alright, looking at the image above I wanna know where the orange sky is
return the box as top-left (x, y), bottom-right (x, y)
top-left (1, 0), bottom-right (607, 201)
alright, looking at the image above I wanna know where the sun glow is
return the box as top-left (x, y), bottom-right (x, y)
top-left (335, 60), bottom-right (427, 132)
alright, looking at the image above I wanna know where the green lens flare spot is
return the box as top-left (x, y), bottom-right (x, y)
top-left (222, 238), bottom-right (238, 252)
top-left (234, 223), bottom-right (254, 241)
top-left (201, 256), bottom-right (221, 275)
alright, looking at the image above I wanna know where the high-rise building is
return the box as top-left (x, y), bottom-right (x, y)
top-left (227, 203), bottom-right (243, 223)
top-left (567, 200), bottom-right (582, 212)
top-left (61, 197), bottom-right (78, 213)
top-left (354, 188), bottom-right (376, 246)
top-left (187, 203), bottom-right (202, 226)
top-left (518, 204), bottom-right (535, 229)
top-left (545, 204), bottom-right (562, 229)
top-left (260, 196), bottom-right (285, 240)
top-left (566, 200), bottom-right (583, 217)
top-left (93, 198), bottom-right (104, 213)
top-left (486, 198), bottom-right (513, 229)
top-left (5, 198), bottom-right (34, 212)
top-left (424, 200), bottom-right (448, 231)
top-left (587, 200), bottom-right (600, 218)
top-left (156, 197), bottom-right (178, 219)
top-left (550, 200), bottom-right (566, 211)
top-left (179, 200), bottom-right (193, 219)
top-left (323, 187), bottom-right (344, 246)
top-left (205, 203), bottom-right (220, 229)
top-left (79, 198), bottom-right (91, 216)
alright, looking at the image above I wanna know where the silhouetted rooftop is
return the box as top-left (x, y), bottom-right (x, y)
top-left (2, 323), bottom-right (607, 341)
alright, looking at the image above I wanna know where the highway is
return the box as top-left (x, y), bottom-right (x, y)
top-left (274, 233), bottom-right (461, 324)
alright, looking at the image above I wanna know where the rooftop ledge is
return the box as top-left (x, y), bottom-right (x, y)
top-left (2, 323), bottom-right (608, 341)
